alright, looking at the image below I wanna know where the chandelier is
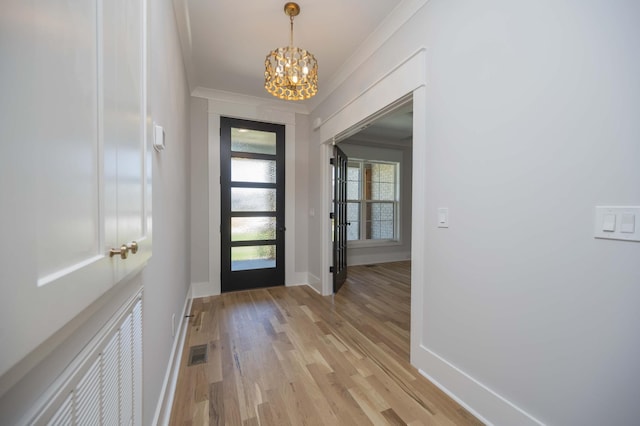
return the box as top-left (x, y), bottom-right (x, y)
top-left (265, 2), bottom-right (318, 101)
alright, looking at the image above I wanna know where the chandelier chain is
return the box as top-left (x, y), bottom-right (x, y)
top-left (290, 16), bottom-right (294, 48)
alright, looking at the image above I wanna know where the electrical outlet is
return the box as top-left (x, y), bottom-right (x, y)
top-left (171, 313), bottom-right (176, 337)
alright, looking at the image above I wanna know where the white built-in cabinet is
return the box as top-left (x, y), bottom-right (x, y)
top-left (0, 0), bottom-right (150, 378)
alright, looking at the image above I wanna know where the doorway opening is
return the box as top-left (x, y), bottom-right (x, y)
top-left (328, 95), bottom-right (413, 294)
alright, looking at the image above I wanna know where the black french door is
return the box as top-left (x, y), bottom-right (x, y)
top-left (333, 145), bottom-right (348, 292)
top-left (220, 117), bottom-right (285, 292)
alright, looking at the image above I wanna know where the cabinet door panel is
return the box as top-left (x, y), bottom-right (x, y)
top-left (0, 0), bottom-right (150, 378)
top-left (102, 0), bottom-right (146, 276)
top-left (0, 0), bottom-right (115, 378)
top-left (32, 0), bottom-right (101, 282)
top-left (103, 0), bottom-right (149, 278)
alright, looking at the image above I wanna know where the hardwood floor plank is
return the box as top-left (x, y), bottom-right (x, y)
top-left (348, 383), bottom-right (391, 425)
top-left (209, 382), bottom-right (224, 426)
top-left (306, 363), bottom-right (372, 425)
top-left (170, 261), bottom-right (481, 425)
top-left (382, 408), bottom-right (408, 426)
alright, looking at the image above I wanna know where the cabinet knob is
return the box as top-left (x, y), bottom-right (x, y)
top-left (128, 241), bottom-right (138, 254)
top-left (109, 241), bottom-right (138, 259)
top-left (109, 244), bottom-right (129, 259)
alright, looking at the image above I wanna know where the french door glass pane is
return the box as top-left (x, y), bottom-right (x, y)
top-left (231, 158), bottom-right (276, 183)
top-left (347, 202), bottom-right (360, 221)
top-left (347, 221), bottom-right (359, 241)
top-left (231, 245), bottom-right (276, 271)
top-left (347, 202), bottom-right (360, 241)
top-left (231, 128), bottom-right (276, 155)
top-left (231, 217), bottom-right (276, 241)
top-left (347, 178), bottom-right (359, 200)
top-left (231, 188), bottom-right (276, 212)
top-left (347, 164), bottom-right (360, 200)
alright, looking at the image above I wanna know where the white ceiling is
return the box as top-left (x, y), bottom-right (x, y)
top-left (172, 0), bottom-right (408, 107)
top-left (346, 102), bottom-right (413, 147)
top-left (172, 0), bottom-right (422, 143)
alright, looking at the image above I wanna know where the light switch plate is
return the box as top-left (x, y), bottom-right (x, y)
top-left (602, 214), bottom-right (616, 232)
top-left (153, 123), bottom-right (165, 151)
top-left (620, 213), bottom-right (635, 233)
top-left (437, 208), bottom-right (449, 228)
top-left (594, 206), bottom-right (640, 242)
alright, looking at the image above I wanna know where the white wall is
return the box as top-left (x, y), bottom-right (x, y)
top-left (339, 142), bottom-right (413, 265)
top-left (309, 0), bottom-right (640, 424)
top-left (294, 113), bottom-right (311, 278)
top-left (306, 124), bottom-right (324, 292)
top-left (190, 97), bottom-right (210, 289)
top-left (142, 0), bottom-right (191, 423)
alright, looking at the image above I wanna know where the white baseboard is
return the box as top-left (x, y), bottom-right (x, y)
top-left (415, 345), bottom-right (545, 426)
top-left (285, 271), bottom-right (311, 288)
top-left (347, 251), bottom-right (410, 266)
top-left (306, 272), bottom-right (322, 294)
top-left (152, 290), bottom-right (192, 426)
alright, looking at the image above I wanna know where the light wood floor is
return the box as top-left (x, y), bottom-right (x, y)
top-left (170, 261), bottom-right (481, 425)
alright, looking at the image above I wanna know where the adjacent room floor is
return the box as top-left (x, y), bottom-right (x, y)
top-left (170, 261), bottom-right (481, 425)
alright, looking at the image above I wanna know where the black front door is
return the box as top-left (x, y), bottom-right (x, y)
top-left (220, 117), bottom-right (285, 292)
top-left (333, 145), bottom-right (348, 292)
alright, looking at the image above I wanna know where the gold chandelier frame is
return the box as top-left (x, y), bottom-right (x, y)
top-left (265, 2), bottom-right (318, 101)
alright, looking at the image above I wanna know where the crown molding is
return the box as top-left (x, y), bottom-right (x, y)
top-left (191, 87), bottom-right (311, 115)
top-left (307, 0), bottom-right (429, 111)
top-left (172, 0), bottom-right (196, 93)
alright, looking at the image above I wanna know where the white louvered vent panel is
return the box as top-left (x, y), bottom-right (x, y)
top-left (74, 357), bottom-right (101, 425)
top-left (101, 332), bottom-right (120, 425)
top-left (45, 392), bottom-right (73, 426)
top-left (28, 291), bottom-right (143, 426)
top-left (132, 299), bottom-right (143, 426)
top-left (120, 313), bottom-right (134, 425)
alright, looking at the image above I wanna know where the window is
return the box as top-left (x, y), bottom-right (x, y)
top-left (346, 159), bottom-right (400, 242)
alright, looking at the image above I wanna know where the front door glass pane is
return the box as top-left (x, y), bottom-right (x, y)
top-left (231, 245), bottom-right (276, 271)
top-left (231, 188), bottom-right (276, 212)
top-left (231, 217), bottom-right (276, 242)
top-left (231, 158), bottom-right (276, 183)
top-left (231, 128), bottom-right (276, 155)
